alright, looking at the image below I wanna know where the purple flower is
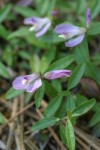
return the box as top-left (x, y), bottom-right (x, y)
top-left (12, 74), bottom-right (42, 93)
top-left (24, 17), bottom-right (51, 37)
top-left (55, 8), bottom-right (91, 47)
top-left (12, 70), bottom-right (71, 93)
top-left (17, 0), bottom-right (33, 7)
top-left (86, 8), bottom-right (91, 28)
top-left (43, 70), bottom-right (71, 80)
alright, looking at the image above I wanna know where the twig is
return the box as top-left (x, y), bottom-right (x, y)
top-left (75, 126), bottom-right (100, 150)
top-left (6, 98), bottom-right (19, 150)
top-left (0, 101), bottom-right (34, 133)
top-left (76, 136), bottom-right (88, 149)
top-left (17, 94), bottom-right (25, 150)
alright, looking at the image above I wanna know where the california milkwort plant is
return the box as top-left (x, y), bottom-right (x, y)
top-left (0, 1), bottom-right (100, 150)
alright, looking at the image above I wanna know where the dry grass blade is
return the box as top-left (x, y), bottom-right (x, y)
top-left (6, 98), bottom-right (19, 150)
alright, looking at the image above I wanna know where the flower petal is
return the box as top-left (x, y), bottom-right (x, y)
top-left (36, 21), bottom-right (51, 37)
top-left (55, 23), bottom-right (80, 35)
top-left (86, 8), bottom-right (91, 28)
top-left (26, 78), bottom-right (42, 93)
top-left (65, 34), bottom-right (85, 47)
top-left (44, 70), bottom-right (71, 80)
top-left (12, 74), bottom-right (38, 90)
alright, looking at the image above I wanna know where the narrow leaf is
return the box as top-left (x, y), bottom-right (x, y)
top-left (31, 117), bottom-right (59, 131)
top-left (72, 99), bottom-right (96, 117)
top-left (46, 55), bottom-right (74, 71)
top-left (68, 63), bottom-right (86, 90)
top-left (5, 88), bottom-right (24, 100)
top-left (0, 62), bottom-right (11, 79)
top-left (66, 119), bottom-right (75, 150)
top-left (44, 96), bottom-right (62, 117)
top-left (35, 82), bottom-right (45, 108)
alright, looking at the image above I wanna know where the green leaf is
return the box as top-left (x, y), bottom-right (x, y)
top-left (74, 39), bottom-right (89, 63)
top-left (0, 62), bottom-right (11, 79)
top-left (5, 88), bottom-right (24, 100)
top-left (59, 125), bottom-right (67, 145)
top-left (8, 27), bottom-right (30, 39)
top-left (0, 4), bottom-right (12, 23)
top-left (72, 99), bottom-right (96, 117)
top-left (14, 6), bottom-right (37, 17)
top-left (31, 117), bottom-right (59, 131)
top-left (0, 112), bottom-right (6, 124)
top-left (66, 119), bottom-right (75, 150)
top-left (43, 80), bottom-right (58, 98)
top-left (91, 0), bottom-right (100, 19)
top-left (89, 111), bottom-right (100, 127)
top-left (88, 22), bottom-right (100, 35)
top-left (35, 83), bottom-right (45, 108)
top-left (46, 55), bottom-right (74, 72)
top-left (44, 95), bottom-right (62, 117)
top-left (66, 94), bottom-right (75, 112)
top-left (68, 63), bottom-right (86, 90)
top-left (0, 25), bottom-right (8, 39)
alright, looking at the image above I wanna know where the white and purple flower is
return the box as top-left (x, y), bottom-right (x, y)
top-left (54, 8), bottom-right (91, 47)
top-left (12, 70), bottom-right (71, 93)
top-left (24, 16), bottom-right (51, 37)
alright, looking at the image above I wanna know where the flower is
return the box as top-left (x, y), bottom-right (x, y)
top-left (86, 8), bottom-right (91, 28)
top-left (54, 8), bottom-right (91, 47)
top-left (12, 74), bottom-right (42, 93)
top-left (44, 70), bottom-right (71, 80)
top-left (24, 16), bottom-right (51, 37)
top-left (12, 70), bottom-right (71, 93)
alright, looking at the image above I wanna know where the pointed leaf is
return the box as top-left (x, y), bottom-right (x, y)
top-left (35, 82), bottom-right (45, 108)
top-left (44, 95), bottom-right (62, 117)
top-left (72, 99), bottom-right (96, 117)
top-left (46, 55), bottom-right (74, 71)
top-left (5, 88), bottom-right (24, 100)
top-left (66, 119), bottom-right (75, 150)
top-left (68, 63), bottom-right (86, 90)
top-left (31, 117), bottom-right (59, 131)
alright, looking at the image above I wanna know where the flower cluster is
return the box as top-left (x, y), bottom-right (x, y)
top-left (24, 8), bottom-right (91, 47)
top-left (12, 70), bottom-right (71, 93)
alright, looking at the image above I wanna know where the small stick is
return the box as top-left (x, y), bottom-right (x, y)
top-left (0, 101), bottom-right (34, 133)
top-left (76, 136), bottom-right (88, 149)
top-left (75, 126), bottom-right (100, 150)
top-left (17, 94), bottom-right (25, 150)
top-left (6, 98), bottom-right (19, 150)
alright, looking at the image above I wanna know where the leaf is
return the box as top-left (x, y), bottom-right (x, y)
top-left (88, 22), bottom-right (100, 35)
top-left (46, 55), bottom-right (74, 72)
top-left (74, 39), bottom-right (89, 63)
top-left (59, 125), bottom-right (67, 145)
top-left (0, 4), bottom-right (12, 23)
top-left (14, 6), bottom-right (37, 17)
top-left (68, 63), bottom-right (86, 90)
top-left (91, 0), bottom-right (100, 19)
top-left (31, 117), bottom-right (59, 131)
top-left (0, 113), bottom-right (6, 124)
top-left (44, 95), bottom-right (62, 117)
top-left (89, 111), bottom-right (100, 127)
top-left (43, 80), bottom-right (58, 98)
top-left (66, 94), bottom-right (75, 112)
top-left (7, 27), bottom-right (30, 39)
top-left (0, 25), bottom-right (8, 39)
top-left (35, 83), bottom-right (45, 108)
top-left (66, 119), bottom-right (75, 150)
top-left (0, 62), bottom-right (11, 79)
top-left (72, 99), bottom-right (96, 117)
top-left (5, 88), bottom-right (24, 100)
